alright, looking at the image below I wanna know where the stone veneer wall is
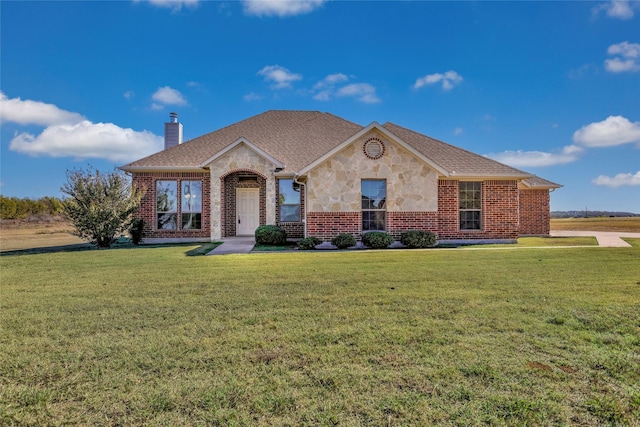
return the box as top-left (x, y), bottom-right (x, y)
top-left (519, 189), bottom-right (551, 236)
top-left (132, 171), bottom-right (211, 239)
top-left (306, 130), bottom-right (439, 213)
top-left (208, 144), bottom-right (277, 240)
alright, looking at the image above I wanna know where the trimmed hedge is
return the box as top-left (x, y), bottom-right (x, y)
top-left (362, 231), bottom-right (394, 249)
top-left (298, 237), bottom-right (322, 250)
top-left (255, 225), bottom-right (287, 245)
top-left (400, 230), bottom-right (437, 248)
top-left (331, 233), bottom-right (356, 249)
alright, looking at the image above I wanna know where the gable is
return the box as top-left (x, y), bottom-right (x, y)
top-left (305, 129), bottom-right (439, 213)
top-left (206, 142), bottom-right (279, 176)
top-left (200, 138), bottom-right (283, 169)
top-left (298, 122), bottom-right (450, 177)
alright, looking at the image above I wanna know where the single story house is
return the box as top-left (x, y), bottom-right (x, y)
top-left (121, 110), bottom-right (561, 244)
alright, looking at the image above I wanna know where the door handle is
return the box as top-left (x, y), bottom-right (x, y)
top-left (238, 218), bottom-right (241, 224)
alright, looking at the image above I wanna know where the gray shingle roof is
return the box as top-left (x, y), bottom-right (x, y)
top-left (521, 176), bottom-right (563, 189)
top-left (122, 110), bottom-right (558, 186)
top-left (382, 122), bottom-right (532, 178)
top-left (122, 110), bottom-right (362, 172)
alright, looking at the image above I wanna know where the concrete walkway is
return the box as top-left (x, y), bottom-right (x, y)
top-left (207, 236), bottom-right (256, 255)
top-left (550, 230), bottom-right (640, 247)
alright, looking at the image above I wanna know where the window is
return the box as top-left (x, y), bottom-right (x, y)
top-left (362, 179), bottom-right (386, 231)
top-left (278, 179), bottom-right (300, 222)
top-left (156, 180), bottom-right (177, 229)
top-left (181, 181), bottom-right (202, 229)
top-left (460, 181), bottom-right (481, 230)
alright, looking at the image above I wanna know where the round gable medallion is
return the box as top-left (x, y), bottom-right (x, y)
top-left (364, 137), bottom-right (385, 159)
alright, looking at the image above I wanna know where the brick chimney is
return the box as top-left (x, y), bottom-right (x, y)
top-left (164, 112), bottom-right (183, 150)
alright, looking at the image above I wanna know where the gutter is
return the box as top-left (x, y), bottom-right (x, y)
top-left (293, 173), bottom-right (307, 238)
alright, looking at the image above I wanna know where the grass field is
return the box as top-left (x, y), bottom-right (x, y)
top-left (0, 223), bottom-right (84, 252)
top-left (551, 217), bottom-right (640, 232)
top-left (1, 244), bottom-right (639, 425)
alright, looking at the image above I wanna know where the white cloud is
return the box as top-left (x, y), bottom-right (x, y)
top-left (592, 171), bottom-right (640, 187)
top-left (592, 0), bottom-right (636, 20)
top-left (151, 86), bottom-right (188, 107)
top-left (608, 41), bottom-right (640, 58)
top-left (134, 0), bottom-right (199, 12)
top-left (312, 73), bottom-right (351, 101)
top-left (4, 92), bottom-right (164, 162)
top-left (9, 121), bottom-right (163, 163)
top-left (243, 92), bottom-right (264, 102)
top-left (485, 145), bottom-right (583, 168)
top-left (313, 73), bottom-right (349, 90)
top-left (335, 83), bottom-right (380, 104)
top-left (414, 70), bottom-right (463, 91)
top-left (242, 0), bottom-right (326, 17)
top-left (0, 91), bottom-right (85, 126)
top-left (605, 57), bottom-right (640, 72)
top-left (123, 91), bottom-right (135, 100)
top-left (604, 41), bottom-right (640, 73)
top-left (257, 65), bottom-right (302, 89)
top-left (573, 116), bottom-right (640, 147)
top-left (453, 127), bottom-right (463, 136)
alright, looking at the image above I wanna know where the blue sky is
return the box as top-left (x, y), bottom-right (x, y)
top-left (1, 0), bottom-right (639, 213)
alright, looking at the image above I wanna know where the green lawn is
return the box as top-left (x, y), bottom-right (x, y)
top-left (1, 246), bottom-right (639, 425)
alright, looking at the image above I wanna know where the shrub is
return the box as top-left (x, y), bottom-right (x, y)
top-left (61, 167), bottom-right (144, 248)
top-left (298, 237), bottom-right (322, 250)
top-left (130, 218), bottom-right (145, 245)
top-left (400, 230), bottom-right (437, 248)
top-left (331, 233), bottom-right (356, 249)
top-left (362, 231), bottom-right (394, 249)
top-left (255, 225), bottom-right (287, 245)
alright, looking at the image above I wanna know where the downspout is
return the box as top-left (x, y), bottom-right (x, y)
top-left (294, 173), bottom-right (307, 238)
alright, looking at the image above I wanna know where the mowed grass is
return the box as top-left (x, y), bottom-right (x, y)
top-left (1, 246), bottom-right (639, 425)
top-left (551, 217), bottom-right (640, 232)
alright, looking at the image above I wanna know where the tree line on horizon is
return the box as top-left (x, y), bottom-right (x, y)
top-left (0, 196), bottom-right (65, 220)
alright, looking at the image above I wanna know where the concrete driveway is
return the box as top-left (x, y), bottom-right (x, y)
top-left (550, 230), bottom-right (640, 247)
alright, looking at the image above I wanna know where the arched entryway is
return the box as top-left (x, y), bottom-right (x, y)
top-left (221, 170), bottom-right (267, 237)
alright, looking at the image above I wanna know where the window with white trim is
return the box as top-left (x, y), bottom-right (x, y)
top-left (362, 179), bottom-right (386, 231)
top-left (459, 181), bottom-right (481, 230)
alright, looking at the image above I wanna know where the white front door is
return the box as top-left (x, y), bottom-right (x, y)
top-left (236, 188), bottom-right (259, 236)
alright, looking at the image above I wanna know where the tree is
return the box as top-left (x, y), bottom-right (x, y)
top-left (61, 167), bottom-right (143, 248)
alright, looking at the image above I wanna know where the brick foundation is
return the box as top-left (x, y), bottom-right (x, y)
top-left (306, 212), bottom-right (361, 241)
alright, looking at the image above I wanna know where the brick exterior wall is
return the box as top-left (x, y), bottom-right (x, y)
top-left (305, 179), bottom-right (521, 242)
top-left (275, 180), bottom-right (305, 239)
top-left (519, 189), bottom-right (551, 236)
top-left (132, 173), bottom-right (547, 242)
top-left (437, 180), bottom-right (519, 240)
top-left (221, 171), bottom-right (266, 238)
top-left (387, 212), bottom-right (439, 239)
top-left (132, 172), bottom-right (210, 239)
top-left (306, 212), bottom-right (361, 241)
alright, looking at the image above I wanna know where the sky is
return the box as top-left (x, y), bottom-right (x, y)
top-left (1, 0), bottom-right (639, 213)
